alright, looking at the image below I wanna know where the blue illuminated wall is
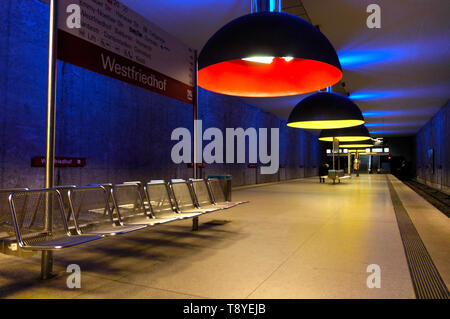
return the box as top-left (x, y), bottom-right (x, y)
top-left (199, 88), bottom-right (319, 185)
top-left (0, 0), bottom-right (319, 189)
top-left (415, 100), bottom-right (449, 193)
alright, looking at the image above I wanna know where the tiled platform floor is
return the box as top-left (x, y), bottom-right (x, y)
top-left (0, 174), bottom-right (448, 298)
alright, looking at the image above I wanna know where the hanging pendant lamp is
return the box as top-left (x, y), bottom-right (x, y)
top-left (348, 149), bottom-right (366, 153)
top-left (318, 124), bottom-right (371, 142)
top-left (287, 92), bottom-right (365, 129)
top-left (198, 12), bottom-right (342, 97)
top-left (339, 140), bottom-right (374, 148)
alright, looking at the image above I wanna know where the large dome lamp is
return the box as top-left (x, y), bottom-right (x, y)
top-left (319, 125), bottom-right (371, 142)
top-left (287, 93), bottom-right (365, 129)
top-left (198, 12), bottom-right (342, 97)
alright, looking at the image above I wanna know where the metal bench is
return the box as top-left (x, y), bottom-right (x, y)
top-left (54, 185), bottom-right (77, 230)
top-left (145, 180), bottom-right (202, 219)
top-left (8, 188), bottom-right (102, 250)
top-left (169, 179), bottom-right (220, 214)
top-left (88, 183), bottom-right (115, 213)
top-left (327, 170), bottom-right (350, 184)
top-left (67, 185), bottom-right (147, 236)
top-left (0, 188), bottom-right (29, 234)
top-left (189, 178), bottom-right (231, 210)
top-left (123, 181), bottom-right (148, 206)
top-left (111, 183), bottom-right (178, 226)
top-left (207, 178), bottom-right (248, 208)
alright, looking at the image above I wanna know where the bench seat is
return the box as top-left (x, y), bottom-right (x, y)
top-left (79, 224), bottom-right (146, 236)
top-left (20, 233), bottom-right (101, 250)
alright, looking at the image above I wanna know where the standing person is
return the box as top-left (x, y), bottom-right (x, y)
top-left (319, 163), bottom-right (329, 183)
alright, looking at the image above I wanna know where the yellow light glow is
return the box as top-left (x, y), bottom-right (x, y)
top-left (339, 143), bottom-right (373, 148)
top-left (349, 149), bottom-right (365, 153)
top-left (319, 136), bottom-right (371, 142)
top-left (242, 56), bottom-right (274, 64)
top-left (287, 120), bottom-right (365, 129)
top-left (283, 56), bottom-right (294, 62)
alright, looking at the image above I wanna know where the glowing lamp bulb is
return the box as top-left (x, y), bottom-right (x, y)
top-left (242, 56), bottom-right (274, 64)
top-left (283, 56), bottom-right (294, 62)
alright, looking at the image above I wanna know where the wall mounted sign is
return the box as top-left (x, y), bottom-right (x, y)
top-left (57, 0), bottom-right (194, 104)
top-left (187, 163), bottom-right (206, 168)
top-left (32, 156), bottom-right (86, 167)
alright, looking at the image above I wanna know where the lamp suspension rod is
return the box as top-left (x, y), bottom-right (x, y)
top-left (251, 0), bottom-right (281, 13)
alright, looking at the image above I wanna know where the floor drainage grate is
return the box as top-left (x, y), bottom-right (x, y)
top-left (387, 177), bottom-right (449, 299)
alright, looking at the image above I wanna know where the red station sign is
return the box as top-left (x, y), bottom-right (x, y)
top-left (32, 156), bottom-right (86, 168)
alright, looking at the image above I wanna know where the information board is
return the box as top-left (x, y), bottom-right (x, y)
top-left (57, 0), bottom-right (195, 104)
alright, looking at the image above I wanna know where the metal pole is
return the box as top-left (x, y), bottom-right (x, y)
top-left (332, 137), bottom-right (336, 170)
top-left (356, 151), bottom-right (360, 177)
top-left (338, 151), bottom-right (341, 170)
top-left (42, 0), bottom-right (58, 279)
top-left (192, 50), bottom-right (199, 231)
top-left (193, 50), bottom-right (198, 179)
top-left (348, 152), bottom-right (351, 175)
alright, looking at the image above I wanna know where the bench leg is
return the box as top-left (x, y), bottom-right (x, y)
top-left (192, 216), bottom-right (199, 231)
top-left (41, 250), bottom-right (54, 280)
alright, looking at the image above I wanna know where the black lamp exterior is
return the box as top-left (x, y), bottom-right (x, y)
top-left (339, 140), bottom-right (374, 148)
top-left (287, 92), bottom-right (364, 125)
top-left (319, 125), bottom-right (371, 141)
top-left (198, 12), bottom-right (341, 71)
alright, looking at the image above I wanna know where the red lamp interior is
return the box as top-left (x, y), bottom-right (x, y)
top-left (198, 57), bottom-right (342, 97)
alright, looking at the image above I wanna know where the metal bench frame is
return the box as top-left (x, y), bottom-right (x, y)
top-left (189, 178), bottom-right (232, 210)
top-left (169, 179), bottom-right (220, 215)
top-left (67, 185), bottom-right (147, 236)
top-left (0, 188), bottom-right (29, 233)
top-left (207, 178), bottom-right (248, 207)
top-left (111, 183), bottom-right (178, 226)
top-left (8, 188), bottom-right (102, 250)
top-left (54, 185), bottom-right (77, 229)
top-left (145, 180), bottom-right (202, 220)
top-left (327, 170), bottom-right (350, 184)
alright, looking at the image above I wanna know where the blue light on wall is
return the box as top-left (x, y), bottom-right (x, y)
top-left (336, 45), bottom-right (412, 69)
top-left (362, 111), bottom-right (398, 117)
top-left (362, 109), bottom-right (433, 118)
top-left (365, 121), bottom-right (424, 127)
top-left (338, 33), bottom-right (448, 69)
top-left (368, 130), bottom-right (393, 134)
top-left (338, 51), bottom-right (397, 68)
top-left (365, 123), bottom-right (390, 127)
top-left (369, 129), bottom-right (418, 135)
top-left (349, 92), bottom-right (395, 100)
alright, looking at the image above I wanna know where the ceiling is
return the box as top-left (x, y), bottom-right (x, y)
top-left (121, 0), bottom-right (450, 137)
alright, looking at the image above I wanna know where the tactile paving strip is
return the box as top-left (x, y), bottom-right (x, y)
top-left (387, 177), bottom-right (449, 299)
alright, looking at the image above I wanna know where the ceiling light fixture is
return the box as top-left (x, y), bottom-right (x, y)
top-left (287, 93), bottom-right (365, 129)
top-left (198, 12), bottom-right (342, 97)
top-left (318, 124), bottom-right (371, 142)
top-left (339, 141), bottom-right (374, 148)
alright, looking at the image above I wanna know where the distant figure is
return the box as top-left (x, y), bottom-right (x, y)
top-left (319, 163), bottom-right (329, 183)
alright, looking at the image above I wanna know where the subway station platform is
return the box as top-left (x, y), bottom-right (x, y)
top-left (0, 174), bottom-right (448, 299)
